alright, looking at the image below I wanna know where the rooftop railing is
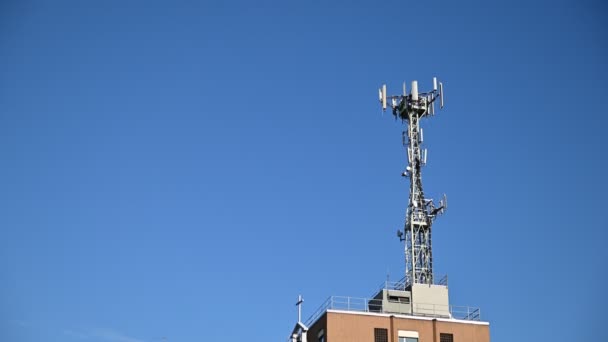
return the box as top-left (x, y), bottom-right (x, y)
top-left (374, 275), bottom-right (448, 295)
top-left (304, 295), bottom-right (481, 327)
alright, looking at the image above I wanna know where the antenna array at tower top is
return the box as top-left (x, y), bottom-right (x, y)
top-left (379, 78), bottom-right (444, 120)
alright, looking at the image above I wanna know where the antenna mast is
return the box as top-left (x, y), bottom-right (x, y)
top-left (379, 78), bottom-right (447, 287)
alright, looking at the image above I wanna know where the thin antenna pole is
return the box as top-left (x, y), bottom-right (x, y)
top-left (296, 295), bottom-right (304, 323)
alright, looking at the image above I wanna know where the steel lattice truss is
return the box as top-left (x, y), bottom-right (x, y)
top-left (379, 79), bottom-right (447, 287)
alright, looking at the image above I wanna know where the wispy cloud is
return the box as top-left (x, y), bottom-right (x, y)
top-left (64, 328), bottom-right (144, 342)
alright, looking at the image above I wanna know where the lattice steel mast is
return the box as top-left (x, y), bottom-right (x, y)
top-left (379, 78), bottom-right (447, 287)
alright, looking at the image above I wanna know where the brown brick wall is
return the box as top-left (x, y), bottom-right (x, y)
top-left (308, 312), bottom-right (327, 342)
top-left (322, 311), bottom-right (489, 342)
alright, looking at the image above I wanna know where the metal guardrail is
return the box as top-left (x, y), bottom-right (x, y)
top-left (378, 274), bottom-right (448, 291)
top-left (304, 295), bottom-right (481, 327)
top-left (374, 275), bottom-right (448, 295)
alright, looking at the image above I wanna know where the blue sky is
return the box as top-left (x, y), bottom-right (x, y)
top-left (0, 0), bottom-right (606, 341)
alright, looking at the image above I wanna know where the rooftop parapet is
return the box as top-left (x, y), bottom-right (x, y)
top-left (305, 295), bottom-right (481, 328)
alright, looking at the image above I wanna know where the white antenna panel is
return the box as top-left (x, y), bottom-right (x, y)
top-left (382, 84), bottom-right (387, 110)
top-left (403, 82), bottom-right (407, 96)
top-left (420, 128), bottom-right (424, 143)
top-left (439, 82), bottom-right (444, 109)
top-left (433, 77), bottom-right (438, 91)
top-left (411, 81), bottom-right (418, 101)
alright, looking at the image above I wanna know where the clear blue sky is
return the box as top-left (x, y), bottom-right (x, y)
top-left (1, 1), bottom-right (606, 341)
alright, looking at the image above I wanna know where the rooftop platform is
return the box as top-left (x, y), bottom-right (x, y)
top-left (304, 277), bottom-right (483, 327)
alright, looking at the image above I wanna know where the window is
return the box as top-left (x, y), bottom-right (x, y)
top-left (440, 333), bottom-right (454, 342)
top-left (374, 328), bottom-right (388, 342)
top-left (398, 330), bottom-right (419, 342)
top-left (388, 296), bottom-right (411, 304)
top-left (398, 338), bottom-right (418, 342)
top-left (318, 329), bottom-right (325, 342)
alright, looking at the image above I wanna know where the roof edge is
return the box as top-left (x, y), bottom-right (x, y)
top-left (326, 309), bottom-right (490, 326)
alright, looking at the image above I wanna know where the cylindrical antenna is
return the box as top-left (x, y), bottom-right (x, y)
top-left (433, 77), bottom-right (438, 91)
top-left (411, 81), bottom-right (418, 101)
top-left (403, 82), bottom-right (407, 96)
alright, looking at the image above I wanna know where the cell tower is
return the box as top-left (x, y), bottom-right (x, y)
top-left (284, 78), bottom-right (490, 342)
top-left (378, 78), bottom-right (447, 287)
